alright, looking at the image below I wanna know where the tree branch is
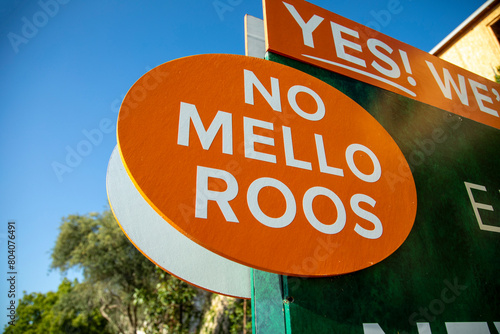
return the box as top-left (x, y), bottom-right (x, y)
top-left (100, 303), bottom-right (126, 334)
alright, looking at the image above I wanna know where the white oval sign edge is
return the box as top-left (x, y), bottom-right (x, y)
top-left (106, 147), bottom-right (251, 298)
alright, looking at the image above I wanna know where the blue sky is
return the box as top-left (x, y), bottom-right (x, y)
top-left (0, 0), bottom-right (486, 327)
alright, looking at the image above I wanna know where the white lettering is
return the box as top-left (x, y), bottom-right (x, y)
top-left (468, 79), bottom-right (499, 117)
top-left (367, 39), bottom-right (400, 78)
top-left (351, 194), bottom-right (383, 239)
top-left (330, 22), bottom-right (366, 67)
top-left (177, 102), bottom-right (233, 154)
top-left (247, 177), bottom-right (296, 228)
top-left (283, 2), bottom-right (324, 48)
top-left (244, 69), bottom-right (281, 112)
top-left (425, 61), bottom-right (469, 106)
top-left (287, 85), bottom-right (325, 121)
top-left (282, 126), bottom-right (312, 170)
top-left (464, 182), bottom-right (498, 233)
top-left (314, 134), bottom-right (344, 176)
top-left (195, 166), bottom-right (239, 222)
top-left (243, 117), bottom-right (276, 163)
top-left (345, 144), bottom-right (381, 183)
top-left (303, 187), bottom-right (346, 234)
top-left (363, 323), bottom-right (431, 333)
top-left (445, 322), bottom-right (490, 334)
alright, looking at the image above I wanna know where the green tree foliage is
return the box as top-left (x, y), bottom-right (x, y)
top-left (495, 66), bottom-right (500, 83)
top-left (3, 279), bottom-right (109, 334)
top-left (134, 269), bottom-right (197, 333)
top-left (49, 210), bottom-right (198, 333)
top-left (4, 210), bottom-right (251, 333)
top-left (227, 300), bottom-right (251, 334)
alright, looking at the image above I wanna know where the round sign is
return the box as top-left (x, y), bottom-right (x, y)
top-left (118, 54), bottom-right (417, 277)
top-left (106, 147), bottom-right (251, 298)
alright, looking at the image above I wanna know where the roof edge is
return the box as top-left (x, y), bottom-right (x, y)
top-left (430, 0), bottom-right (499, 55)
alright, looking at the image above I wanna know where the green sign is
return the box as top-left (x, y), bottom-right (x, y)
top-left (252, 52), bottom-right (500, 334)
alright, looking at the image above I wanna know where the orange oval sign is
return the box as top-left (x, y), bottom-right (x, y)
top-left (117, 54), bottom-right (417, 277)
